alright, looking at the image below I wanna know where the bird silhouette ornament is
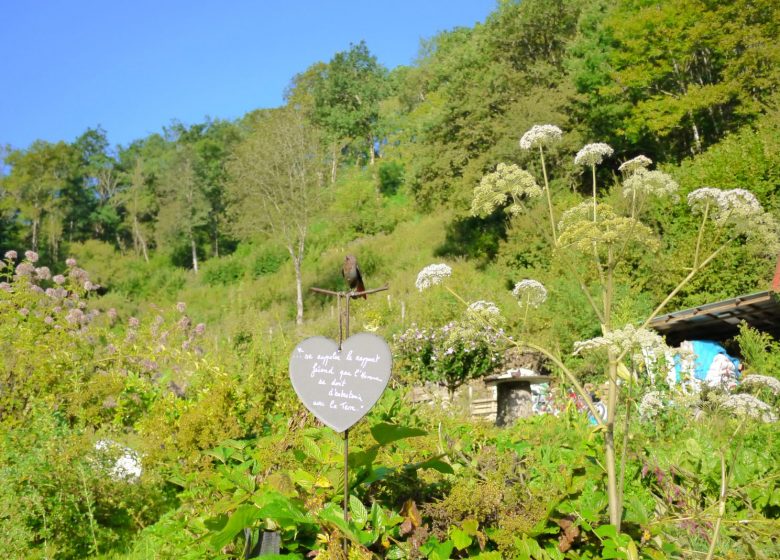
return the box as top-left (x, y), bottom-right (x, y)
top-left (342, 255), bottom-right (366, 299)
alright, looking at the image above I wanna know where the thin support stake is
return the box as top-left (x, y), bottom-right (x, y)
top-left (345, 294), bottom-right (351, 338)
top-left (337, 294), bottom-right (343, 350)
top-left (343, 428), bottom-right (349, 554)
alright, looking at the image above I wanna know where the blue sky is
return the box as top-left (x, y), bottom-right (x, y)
top-left (1, 1), bottom-right (496, 150)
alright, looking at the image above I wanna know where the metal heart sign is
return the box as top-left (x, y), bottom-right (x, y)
top-left (289, 333), bottom-right (392, 432)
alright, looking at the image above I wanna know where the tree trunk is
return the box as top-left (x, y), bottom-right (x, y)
top-left (690, 112), bottom-right (702, 154)
top-left (293, 254), bottom-right (303, 325)
top-left (330, 142), bottom-right (339, 184)
top-left (133, 217), bottom-right (149, 262)
top-left (368, 136), bottom-right (375, 166)
top-left (31, 219), bottom-right (39, 253)
top-left (191, 237), bottom-right (199, 273)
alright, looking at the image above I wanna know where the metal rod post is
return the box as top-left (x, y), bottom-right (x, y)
top-left (345, 294), bottom-right (350, 338)
top-left (343, 428), bottom-right (349, 554)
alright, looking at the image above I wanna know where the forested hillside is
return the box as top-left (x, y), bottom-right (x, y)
top-left (2, 0), bottom-right (780, 558)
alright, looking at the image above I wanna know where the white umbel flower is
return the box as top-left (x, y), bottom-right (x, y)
top-left (519, 125), bottom-right (563, 150)
top-left (573, 324), bottom-right (667, 360)
top-left (622, 169), bottom-right (679, 200)
top-left (468, 300), bottom-right (501, 316)
top-left (618, 155), bottom-right (653, 174)
top-left (415, 263), bottom-right (452, 291)
top-left (721, 393), bottom-right (777, 423)
top-left (512, 279), bottom-right (547, 307)
top-left (574, 143), bottom-right (614, 167)
top-left (742, 375), bottom-right (780, 395)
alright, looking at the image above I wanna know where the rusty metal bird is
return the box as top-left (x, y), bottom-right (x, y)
top-left (342, 255), bottom-right (366, 299)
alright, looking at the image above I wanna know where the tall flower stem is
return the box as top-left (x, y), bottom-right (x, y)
top-left (592, 164), bottom-right (598, 222)
top-left (539, 145), bottom-right (557, 244)
top-left (605, 358), bottom-right (620, 527)
top-left (693, 203), bottom-right (710, 269)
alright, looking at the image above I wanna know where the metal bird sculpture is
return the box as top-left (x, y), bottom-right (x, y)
top-left (342, 255), bottom-right (366, 299)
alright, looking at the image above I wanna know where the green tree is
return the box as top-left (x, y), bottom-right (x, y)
top-left (156, 148), bottom-right (209, 272)
top-left (571, 0), bottom-right (780, 158)
top-left (3, 141), bottom-right (78, 256)
top-left (225, 107), bottom-right (324, 325)
top-left (117, 158), bottom-right (153, 262)
top-left (74, 127), bottom-right (123, 246)
top-left (312, 41), bottom-right (388, 175)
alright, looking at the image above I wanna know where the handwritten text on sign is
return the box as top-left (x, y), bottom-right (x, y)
top-left (289, 333), bottom-right (392, 432)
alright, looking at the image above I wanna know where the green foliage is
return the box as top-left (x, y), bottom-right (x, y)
top-left (3, 2), bottom-right (780, 558)
top-left (394, 315), bottom-right (505, 395)
top-left (377, 161), bottom-right (404, 196)
top-left (736, 322), bottom-right (780, 378)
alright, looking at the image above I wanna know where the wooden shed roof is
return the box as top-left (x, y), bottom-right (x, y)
top-left (649, 290), bottom-right (780, 346)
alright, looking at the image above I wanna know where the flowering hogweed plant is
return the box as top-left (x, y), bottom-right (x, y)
top-left (574, 142), bottom-right (614, 167)
top-left (720, 393), bottom-right (777, 423)
top-left (415, 263), bottom-right (452, 291)
top-left (573, 324), bottom-right (669, 366)
top-left (470, 162), bottom-right (542, 218)
top-left (467, 300), bottom-right (501, 316)
top-left (557, 202), bottom-right (659, 253)
top-left (512, 279), bottom-right (547, 308)
top-left (618, 155), bottom-right (653, 175)
top-left (519, 124), bottom-right (563, 150)
top-left (687, 187), bottom-right (762, 223)
top-left (741, 375), bottom-right (780, 395)
top-left (621, 169), bottom-right (679, 201)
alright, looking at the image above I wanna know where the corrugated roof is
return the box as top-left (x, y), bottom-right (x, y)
top-left (649, 291), bottom-right (780, 345)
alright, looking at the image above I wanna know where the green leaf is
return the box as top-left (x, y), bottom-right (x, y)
top-left (302, 437), bottom-right (324, 462)
top-left (385, 546), bottom-right (407, 560)
top-left (318, 503), bottom-right (361, 543)
top-left (370, 422), bottom-right (427, 445)
top-left (415, 457), bottom-right (454, 474)
top-left (361, 466), bottom-right (394, 485)
top-left (684, 438), bottom-right (702, 458)
top-left (203, 513), bottom-right (228, 532)
top-left (594, 524), bottom-right (619, 541)
top-left (210, 504), bottom-right (262, 550)
top-left (461, 518), bottom-right (479, 536)
top-left (428, 539), bottom-right (455, 560)
top-left (450, 527), bottom-right (472, 550)
top-left (350, 495), bottom-right (369, 527)
top-left (348, 445), bottom-right (379, 468)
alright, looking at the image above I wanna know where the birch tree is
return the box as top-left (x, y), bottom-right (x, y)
top-left (226, 107), bottom-right (324, 325)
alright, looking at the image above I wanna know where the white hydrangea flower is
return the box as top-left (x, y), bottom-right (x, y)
top-left (721, 393), bottom-right (777, 423)
top-left (512, 279), bottom-right (547, 308)
top-left (94, 440), bottom-right (143, 482)
top-left (618, 155), bottom-right (653, 174)
top-left (622, 169), bottom-right (679, 200)
top-left (741, 375), bottom-right (780, 395)
top-left (573, 324), bottom-right (668, 362)
top-left (574, 143), bottom-right (614, 167)
top-left (415, 263), bottom-right (452, 291)
top-left (519, 124), bottom-right (563, 150)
